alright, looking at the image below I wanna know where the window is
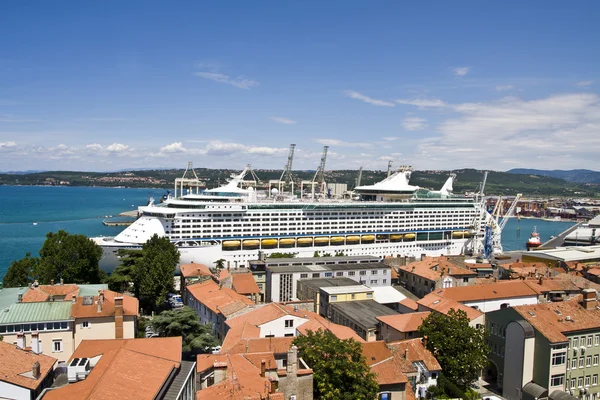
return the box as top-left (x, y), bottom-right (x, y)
top-left (579, 377), bottom-right (584, 387)
top-left (571, 378), bottom-right (576, 389)
top-left (359, 271), bottom-right (367, 276)
top-left (551, 374), bottom-right (564, 387)
top-left (52, 340), bottom-right (62, 353)
top-left (284, 333), bottom-right (294, 337)
top-left (378, 393), bottom-right (391, 400)
top-left (594, 355), bottom-right (599, 366)
top-left (265, 335), bottom-right (274, 338)
top-left (574, 338), bottom-right (579, 347)
top-left (463, 277), bottom-right (469, 283)
top-left (312, 273), bottom-right (320, 278)
top-left (593, 374), bottom-right (598, 386)
top-left (285, 319), bottom-right (294, 328)
top-left (572, 358), bottom-right (578, 369)
top-left (383, 279), bottom-right (387, 284)
top-left (300, 273), bottom-right (308, 279)
top-left (587, 356), bottom-right (592, 367)
top-left (552, 352), bottom-right (566, 366)
top-left (367, 293), bottom-right (373, 299)
top-left (348, 271), bottom-right (356, 276)
top-left (336, 272), bottom-right (343, 277)
top-left (589, 336), bottom-right (594, 347)
top-left (586, 376), bottom-right (591, 387)
top-left (324, 272), bottom-right (333, 278)
top-left (330, 295), bottom-right (337, 302)
top-left (580, 357), bottom-right (585, 368)
top-left (82, 321), bottom-right (90, 328)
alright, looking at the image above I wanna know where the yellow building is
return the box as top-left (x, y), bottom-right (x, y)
top-left (318, 285), bottom-right (374, 319)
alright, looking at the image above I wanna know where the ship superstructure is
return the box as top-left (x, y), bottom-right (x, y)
top-left (93, 164), bottom-right (487, 271)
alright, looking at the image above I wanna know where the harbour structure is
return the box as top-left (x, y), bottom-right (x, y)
top-left (92, 155), bottom-right (499, 272)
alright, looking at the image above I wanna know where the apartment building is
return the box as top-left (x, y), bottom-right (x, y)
top-left (0, 341), bottom-right (56, 400)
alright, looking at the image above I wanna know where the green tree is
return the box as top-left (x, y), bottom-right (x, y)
top-left (418, 309), bottom-right (488, 390)
top-left (313, 251), bottom-right (320, 257)
top-left (133, 234), bottom-right (179, 312)
top-left (106, 249), bottom-right (142, 293)
top-left (266, 252), bottom-right (296, 258)
top-left (213, 258), bottom-right (226, 271)
top-left (3, 253), bottom-right (38, 288)
top-left (35, 230), bottom-right (103, 284)
top-left (151, 306), bottom-right (220, 356)
top-left (293, 329), bottom-right (379, 400)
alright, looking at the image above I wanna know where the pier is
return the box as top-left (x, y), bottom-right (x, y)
top-left (541, 222), bottom-right (582, 248)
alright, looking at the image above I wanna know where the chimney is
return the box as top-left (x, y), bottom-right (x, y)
top-left (213, 361), bottom-right (227, 384)
top-left (60, 278), bottom-right (63, 285)
top-left (260, 360), bottom-right (266, 378)
top-left (582, 289), bottom-right (597, 310)
top-left (114, 297), bottom-right (124, 339)
top-left (50, 279), bottom-right (54, 286)
top-left (420, 254), bottom-right (426, 261)
top-left (538, 276), bottom-right (544, 285)
top-left (404, 347), bottom-right (409, 359)
top-left (17, 293), bottom-right (23, 303)
top-left (31, 331), bottom-right (41, 354)
top-left (422, 335), bottom-right (428, 348)
top-left (32, 362), bottom-right (41, 379)
top-left (286, 345), bottom-right (298, 376)
top-left (16, 332), bottom-right (25, 350)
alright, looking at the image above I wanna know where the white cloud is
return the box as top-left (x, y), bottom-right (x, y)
top-left (314, 138), bottom-right (373, 148)
top-left (0, 141), bottom-right (17, 150)
top-left (344, 90), bottom-right (395, 107)
top-left (382, 137), bottom-right (399, 141)
top-left (402, 117), bottom-right (427, 131)
top-left (453, 66), bottom-right (471, 77)
top-left (106, 143), bottom-right (130, 153)
top-left (204, 141), bottom-right (247, 155)
top-left (269, 116), bottom-right (297, 125)
top-left (395, 97), bottom-right (447, 108)
top-left (194, 72), bottom-right (259, 89)
top-left (417, 92), bottom-right (600, 170)
top-left (85, 144), bottom-right (103, 151)
top-left (496, 85), bottom-right (514, 91)
top-left (246, 146), bottom-right (288, 156)
top-left (575, 80), bottom-right (594, 87)
top-left (160, 142), bottom-right (187, 153)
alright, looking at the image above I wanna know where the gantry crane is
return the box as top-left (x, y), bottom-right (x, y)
top-left (268, 144), bottom-right (296, 196)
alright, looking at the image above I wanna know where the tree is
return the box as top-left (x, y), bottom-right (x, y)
top-left (418, 309), bottom-right (488, 390)
top-left (151, 306), bottom-right (220, 356)
top-left (106, 249), bottom-right (142, 293)
top-left (35, 230), bottom-right (103, 284)
top-left (3, 253), bottom-right (38, 288)
top-left (133, 234), bottom-right (179, 312)
top-left (213, 258), bottom-right (226, 271)
top-left (293, 329), bottom-right (379, 400)
top-left (266, 252), bottom-right (296, 259)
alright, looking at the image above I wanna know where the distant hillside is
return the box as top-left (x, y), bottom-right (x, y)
top-left (508, 168), bottom-right (600, 184)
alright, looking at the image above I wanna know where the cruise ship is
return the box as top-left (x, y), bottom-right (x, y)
top-left (93, 165), bottom-right (488, 272)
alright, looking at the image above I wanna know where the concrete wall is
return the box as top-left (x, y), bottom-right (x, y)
top-left (259, 316), bottom-right (308, 338)
top-left (503, 321), bottom-right (535, 400)
top-left (73, 316), bottom-right (136, 348)
top-left (3, 329), bottom-right (74, 364)
top-left (377, 383), bottom-right (407, 400)
top-left (0, 380), bottom-right (31, 400)
top-left (278, 373), bottom-right (314, 400)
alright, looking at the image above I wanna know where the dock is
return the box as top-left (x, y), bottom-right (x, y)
top-left (541, 222), bottom-right (582, 248)
top-left (102, 220), bottom-right (133, 227)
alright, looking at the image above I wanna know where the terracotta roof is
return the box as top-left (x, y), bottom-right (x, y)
top-left (232, 273), bottom-right (260, 295)
top-left (588, 268), bottom-right (600, 277)
top-left (377, 312), bottom-right (430, 333)
top-left (554, 273), bottom-right (600, 292)
top-left (523, 279), bottom-right (581, 294)
top-left (226, 337), bottom-right (296, 355)
top-left (22, 284), bottom-right (80, 302)
top-left (514, 299), bottom-right (600, 343)
top-left (387, 338), bottom-right (442, 372)
top-left (437, 281), bottom-right (538, 302)
top-left (361, 341), bottom-right (392, 366)
top-left (399, 298), bottom-right (419, 311)
top-left (71, 290), bottom-right (138, 318)
top-left (42, 337), bottom-right (182, 400)
top-left (406, 382), bottom-right (417, 400)
top-left (187, 280), bottom-right (254, 316)
top-left (361, 341), bottom-right (411, 385)
top-left (399, 256), bottom-right (476, 281)
top-left (391, 268), bottom-right (399, 279)
top-left (196, 354), bottom-right (277, 400)
top-left (417, 293), bottom-right (483, 321)
top-left (180, 263), bottom-right (212, 278)
top-left (0, 341), bottom-right (56, 390)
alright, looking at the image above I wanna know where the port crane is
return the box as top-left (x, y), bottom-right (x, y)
top-left (301, 146), bottom-right (329, 198)
top-left (268, 144), bottom-right (296, 195)
top-left (174, 162), bottom-right (205, 198)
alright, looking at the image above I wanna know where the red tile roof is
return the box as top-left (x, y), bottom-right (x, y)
top-left (376, 312), bottom-right (430, 333)
top-left (22, 284), bottom-right (80, 302)
top-left (0, 341), bottom-right (56, 390)
top-left (71, 290), bottom-right (138, 318)
top-left (187, 280), bottom-right (255, 317)
top-left (232, 273), bottom-right (260, 295)
top-left (180, 263), bottom-right (212, 278)
top-left (437, 281), bottom-right (538, 302)
top-left (399, 256), bottom-right (476, 281)
top-left (387, 338), bottom-right (442, 372)
top-left (513, 298), bottom-right (600, 343)
top-left (399, 298), bottom-right (419, 311)
top-left (42, 337), bottom-right (182, 400)
top-left (417, 293), bottom-right (483, 321)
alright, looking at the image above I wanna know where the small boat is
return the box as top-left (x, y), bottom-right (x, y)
top-left (242, 239), bottom-right (260, 249)
top-left (346, 236), bottom-right (360, 244)
top-left (297, 238), bottom-right (313, 247)
top-left (526, 226), bottom-right (542, 249)
top-left (222, 240), bottom-right (241, 250)
top-left (278, 238), bottom-right (296, 247)
top-left (32, 222), bottom-right (38, 226)
top-left (261, 239), bottom-right (278, 248)
top-left (314, 237), bottom-right (329, 246)
top-left (330, 237), bottom-right (345, 245)
top-left (361, 235), bottom-right (375, 243)
top-left (390, 234), bottom-right (403, 242)
top-left (403, 233), bottom-right (416, 241)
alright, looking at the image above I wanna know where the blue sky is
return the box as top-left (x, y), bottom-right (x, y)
top-left (0, 1), bottom-right (598, 172)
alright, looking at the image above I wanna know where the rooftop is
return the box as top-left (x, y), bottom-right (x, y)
top-left (387, 338), bottom-right (442, 372)
top-left (371, 286), bottom-right (408, 304)
top-left (231, 273), bottom-right (260, 295)
top-left (179, 263), bottom-right (212, 278)
top-left (253, 255), bottom-right (380, 267)
top-left (513, 298), bottom-right (600, 343)
top-left (268, 262), bottom-right (390, 274)
top-left (0, 341), bottom-right (57, 390)
top-left (417, 293), bottom-right (483, 321)
top-left (321, 285), bottom-right (372, 295)
top-left (376, 312), bottom-right (431, 333)
top-left (187, 280), bottom-right (255, 316)
top-left (524, 245), bottom-right (600, 262)
top-left (0, 301), bottom-right (73, 324)
top-left (436, 281), bottom-right (539, 302)
top-left (329, 300), bottom-right (399, 329)
top-left (0, 286), bottom-right (29, 311)
top-left (297, 277), bottom-right (360, 290)
top-left (42, 337), bottom-right (183, 400)
top-left (399, 256), bottom-right (476, 281)
top-left (71, 290), bottom-right (138, 319)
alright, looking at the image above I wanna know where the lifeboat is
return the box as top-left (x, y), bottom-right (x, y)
top-left (452, 230), bottom-right (471, 238)
top-left (314, 237), bottom-right (329, 246)
top-left (330, 237), bottom-right (345, 245)
top-left (346, 236), bottom-right (360, 244)
top-left (279, 238), bottom-right (296, 247)
top-left (390, 234), bottom-right (403, 242)
top-left (376, 234), bottom-right (389, 240)
top-left (297, 237), bottom-right (313, 247)
top-left (261, 239), bottom-right (278, 249)
top-left (361, 235), bottom-right (375, 243)
top-left (222, 240), bottom-right (241, 250)
top-left (242, 239), bottom-right (260, 249)
top-left (403, 233), bottom-right (416, 241)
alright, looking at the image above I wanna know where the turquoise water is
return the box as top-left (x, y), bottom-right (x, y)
top-left (0, 186), bottom-right (576, 279)
top-left (0, 185), bottom-right (166, 279)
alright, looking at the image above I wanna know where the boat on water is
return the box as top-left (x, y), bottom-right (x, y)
top-left (526, 226), bottom-right (542, 249)
top-left (92, 161), bottom-right (495, 272)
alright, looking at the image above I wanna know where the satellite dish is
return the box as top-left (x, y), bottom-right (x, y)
top-left (271, 188), bottom-right (279, 195)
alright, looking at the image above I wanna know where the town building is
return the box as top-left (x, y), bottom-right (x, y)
top-left (328, 300), bottom-right (399, 342)
top-left (296, 277), bottom-right (360, 313)
top-left (179, 263), bottom-right (212, 304)
top-left (522, 245), bottom-right (600, 266)
top-left (0, 341), bottom-right (56, 400)
top-left (416, 293), bottom-right (485, 328)
top-left (267, 261), bottom-right (391, 303)
top-left (398, 256), bottom-right (477, 298)
top-left (39, 337), bottom-right (195, 400)
top-left (318, 285), bottom-right (374, 318)
top-left (485, 290), bottom-right (600, 400)
top-left (231, 271), bottom-right (262, 302)
top-left (197, 344), bottom-right (313, 400)
top-left (376, 312), bottom-right (431, 342)
top-left (388, 339), bottom-right (442, 399)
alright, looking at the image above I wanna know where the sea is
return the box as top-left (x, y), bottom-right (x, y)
top-left (0, 185), bottom-right (577, 280)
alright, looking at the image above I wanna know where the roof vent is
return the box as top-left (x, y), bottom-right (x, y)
top-left (82, 296), bottom-right (94, 306)
top-left (565, 315), bottom-right (571, 321)
top-left (554, 310), bottom-right (562, 316)
top-left (67, 357), bottom-right (90, 382)
top-left (528, 311), bottom-right (535, 317)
